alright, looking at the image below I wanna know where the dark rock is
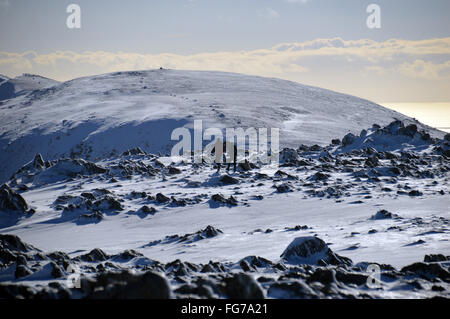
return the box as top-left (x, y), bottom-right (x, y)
top-left (50, 262), bottom-right (64, 278)
top-left (167, 166), bottom-right (181, 175)
top-left (79, 248), bottom-right (109, 262)
top-left (15, 265), bottom-right (33, 279)
top-left (307, 172), bottom-right (330, 182)
top-left (0, 184), bottom-right (29, 213)
top-left (94, 196), bottom-right (123, 211)
top-left (424, 254), bottom-right (448, 263)
top-left (171, 197), bottom-right (187, 207)
top-left (141, 205), bottom-right (156, 214)
top-left (307, 268), bottom-right (336, 285)
top-left (203, 225), bottom-right (223, 238)
top-left (238, 161), bottom-right (252, 171)
top-left (331, 139), bottom-right (341, 145)
top-left (280, 237), bottom-right (352, 267)
top-left (223, 273), bottom-right (265, 299)
top-left (211, 194), bottom-right (238, 206)
top-left (444, 133), bottom-right (450, 142)
top-left (78, 211), bottom-right (103, 223)
top-left (401, 262), bottom-right (450, 281)
top-left (365, 156), bottom-right (379, 167)
top-left (156, 193), bottom-right (170, 203)
top-left (408, 190), bottom-right (423, 197)
top-left (399, 124), bottom-right (418, 138)
top-left (219, 175), bottom-right (239, 185)
top-left (276, 183), bottom-right (291, 193)
top-left (370, 210), bottom-right (399, 220)
top-left (79, 160), bottom-right (108, 175)
top-left (335, 269), bottom-right (368, 286)
top-left (268, 280), bottom-right (317, 299)
top-left (112, 249), bottom-right (143, 261)
top-left (0, 234), bottom-right (38, 252)
top-left (87, 270), bottom-right (171, 299)
top-left (342, 133), bottom-right (357, 147)
top-left (33, 154), bottom-right (45, 169)
top-left (239, 256), bottom-right (273, 269)
top-left (80, 192), bottom-right (96, 201)
top-left (122, 148), bottom-right (146, 156)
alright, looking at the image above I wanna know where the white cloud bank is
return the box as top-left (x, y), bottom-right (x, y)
top-left (1, 37), bottom-right (449, 101)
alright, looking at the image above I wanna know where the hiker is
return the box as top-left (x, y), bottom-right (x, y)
top-left (211, 139), bottom-right (237, 172)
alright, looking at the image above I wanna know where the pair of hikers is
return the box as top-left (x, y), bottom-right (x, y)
top-left (210, 139), bottom-right (237, 172)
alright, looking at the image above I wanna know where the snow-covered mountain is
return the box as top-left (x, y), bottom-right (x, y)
top-left (0, 73), bottom-right (59, 101)
top-left (0, 70), bottom-right (449, 299)
top-left (0, 69), bottom-right (443, 183)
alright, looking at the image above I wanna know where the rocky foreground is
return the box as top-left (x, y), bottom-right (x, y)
top-left (0, 233), bottom-right (449, 299)
top-left (0, 120), bottom-right (449, 299)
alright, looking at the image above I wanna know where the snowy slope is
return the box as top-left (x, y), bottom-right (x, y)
top-left (0, 69), bottom-right (444, 183)
top-left (0, 117), bottom-right (449, 298)
top-left (0, 73), bottom-right (59, 102)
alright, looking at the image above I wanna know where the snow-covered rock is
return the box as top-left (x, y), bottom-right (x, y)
top-left (11, 156), bottom-right (108, 187)
top-left (0, 184), bottom-right (29, 214)
top-left (280, 236), bottom-right (352, 266)
top-left (336, 120), bottom-right (449, 153)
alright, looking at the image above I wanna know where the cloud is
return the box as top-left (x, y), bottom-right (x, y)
top-left (258, 8), bottom-right (280, 19)
top-left (0, 0), bottom-right (9, 7)
top-left (1, 37), bottom-right (450, 94)
top-left (398, 60), bottom-right (450, 80)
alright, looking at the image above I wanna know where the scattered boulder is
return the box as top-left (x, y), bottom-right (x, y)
top-left (307, 172), bottom-right (330, 182)
top-left (401, 262), bottom-right (450, 281)
top-left (210, 194), bottom-right (237, 206)
top-left (33, 153), bottom-right (45, 169)
top-left (331, 139), bottom-right (341, 145)
top-left (140, 205), bottom-right (156, 214)
top-left (78, 248), bottom-right (109, 262)
top-left (77, 211), bottom-right (104, 223)
top-left (223, 273), bottom-right (265, 299)
top-left (167, 166), bottom-right (181, 175)
top-left (0, 184), bottom-right (29, 213)
top-left (444, 133), bottom-right (450, 142)
top-left (0, 234), bottom-right (38, 253)
top-left (86, 270), bottom-right (171, 299)
top-left (219, 175), bottom-right (239, 185)
top-left (276, 183), bottom-right (292, 193)
top-left (268, 280), bottom-right (317, 299)
top-left (342, 133), bottom-right (357, 147)
top-left (15, 265), bottom-right (33, 279)
top-left (370, 210), bottom-right (400, 220)
top-left (424, 254), bottom-right (448, 263)
top-left (122, 148), bottom-right (146, 156)
top-left (280, 236), bottom-right (352, 267)
top-left (156, 193), bottom-right (170, 203)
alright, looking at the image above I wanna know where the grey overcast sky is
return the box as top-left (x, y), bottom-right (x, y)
top-left (1, 0), bottom-right (450, 103)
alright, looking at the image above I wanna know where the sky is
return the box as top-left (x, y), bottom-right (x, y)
top-left (1, 0), bottom-right (450, 107)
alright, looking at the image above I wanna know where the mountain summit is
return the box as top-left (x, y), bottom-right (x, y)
top-left (0, 69), bottom-right (443, 182)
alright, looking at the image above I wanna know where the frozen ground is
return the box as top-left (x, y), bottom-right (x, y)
top-left (0, 119), bottom-right (449, 298)
top-left (0, 70), bottom-right (448, 299)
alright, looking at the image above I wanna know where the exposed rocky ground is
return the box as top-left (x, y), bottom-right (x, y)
top-left (0, 233), bottom-right (449, 299)
top-left (0, 120), bottom-right (449, 298)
